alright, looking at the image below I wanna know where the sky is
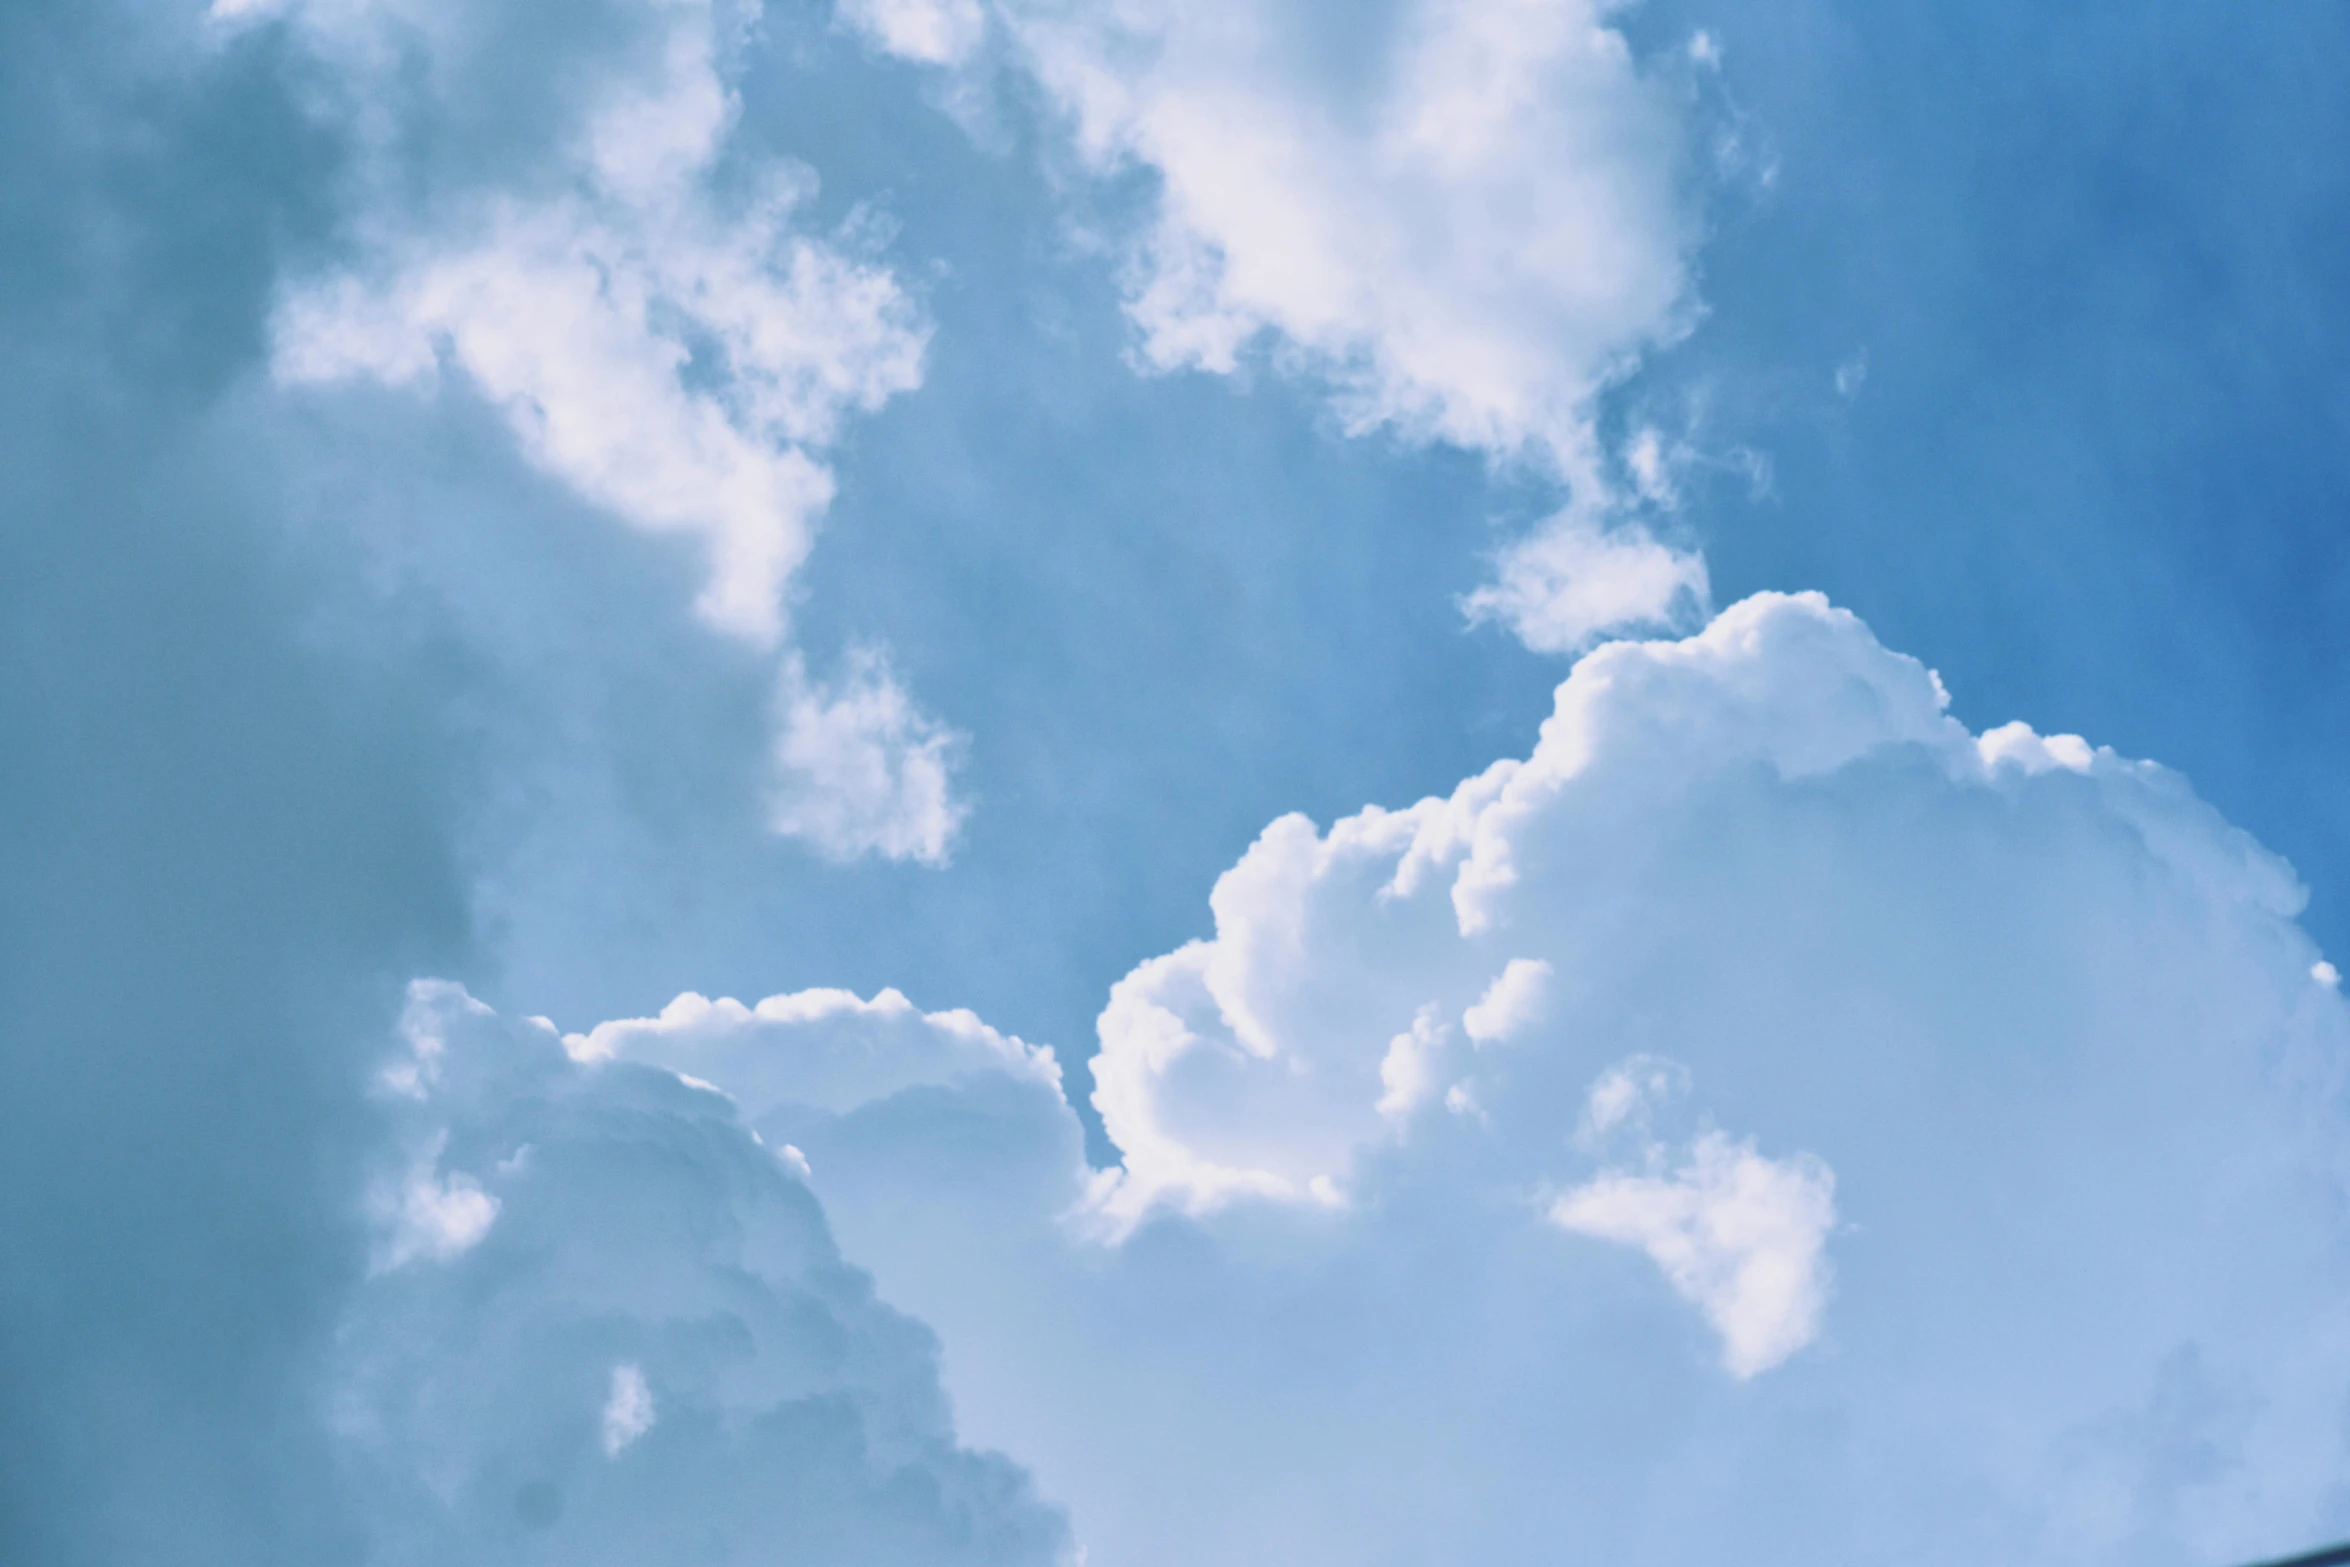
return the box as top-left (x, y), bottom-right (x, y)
top-left (3, 2), bottom-right (2349, 1564)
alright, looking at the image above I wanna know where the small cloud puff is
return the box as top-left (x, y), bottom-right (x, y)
top-left (770, 649), bottom-right (970, 866)
top-left (1464, 510), bottom-right (1711, 654)
top-left (600, 1363), bottom-right (656, 1457)
top-left (967, 0), bottom-right (1697, 478)
top-left (839, 0), bottom-right (987, 66)
top-left (1551, 1058), bottom-right (1836, 1378)
top-left (1462, 957), bottom-right (1554, 1045)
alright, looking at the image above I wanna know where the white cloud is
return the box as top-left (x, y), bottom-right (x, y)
top-left (259, 2), bottom-right (927, 647)
top-left (996, 0), bottom-right (1694, 472)
top-left (564, 981), bottom-right (1061, 1106)
top-left (236, 0), bottom-right (967, 859)
top-left (599, 1363), bottom-right (656, 1456)
top-left (1578, 1052), bottom-right (1687, 1142)
top-left (1461, 957), bottom-right (1552, 1044)
top-left (574, 591), bottom-right (2350, 1566)
top-left (1550, 1065), bottom-right (1837, 1378)
top-left (1463, 508), bottom-right (1709, 653)
top-left (770, 650), bottom-right (971, 865)
top-left (1375, 1003), bottom-right (1452, 1121)
top-left (839, 0), bottom-right (987, 66)
top-left (373, 1137), bottom-right (501, 1271)
top-left (336, 979), bottom-right (1072, 1563)
top-left (859, 0), bottom-right (1707, 646)
top-left (1083, 593), bottom-right (1963, 1229)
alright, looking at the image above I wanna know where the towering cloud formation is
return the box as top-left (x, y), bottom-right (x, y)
top-left (340, 982), bottom-right (1071, 1565)
top-left (217, 0), bottom-right (967, 860)
top-left (545, 592), bottom-right (2350, 1567)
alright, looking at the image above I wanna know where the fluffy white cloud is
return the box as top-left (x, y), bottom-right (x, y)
top-left (229, 0), bottom-right (966, 860)
top-left (271, 184), bottom-right (921, 646)
top-left (770, 651), bottom-right (971, 866)
top-left (1551, 1061), bottom-right (1836, 1378)
top-left (858, 0), bottom-right (1710, 643)
top-left (598, 1363), bottom-right (656, 1457)
top-left (992, 0), bottom-right (1695, 470)
top-left (247, 0), bottom-right (927, 648)
top-left (839, 0), bottom-right (987, 66)
top-left (372, 1137), bottom-right (502, 1271)
top-left (587, 590), bottom-right (2350, 1566)
top-left (1463, 508), bottom-right (1711, 652)
top-left (567, 982), bottom-right (1061, 1108)
top-left (335, 980), bottom-right (1072, 1565)
top-left (1551, 1136), bottom-right (1835, 1376)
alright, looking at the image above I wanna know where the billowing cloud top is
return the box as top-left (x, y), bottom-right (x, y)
top-left (399, 593), bottom-right (2350, 1567)
top-left (345, 980), bottom-right (1073, 1564)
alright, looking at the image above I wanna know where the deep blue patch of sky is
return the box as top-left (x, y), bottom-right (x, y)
top-left (1632, 0), bottom-right (2350, 962)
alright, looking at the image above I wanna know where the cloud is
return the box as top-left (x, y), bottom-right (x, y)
top-left (599, 1363), bottom-right (657, 1456)
top-left (270, 184), bottom-right (922, 646)
top-left (771, 650), bottom-right (972, 866)
top-left (993, 0), bottom-right (1695, 471)
top-left (1460, 955), bottom-right (1552, 1043)
top-left (839, 0), bottom-right (987, 67)
top-left (590, 590), bottom-right (2350, 1565)
top-left (566, 981), bottom-right (1061, 1107)
top-left (1463, 508), bottom-right (1712, 652)
top-left (373, 1136), bottom-right (502, 1271)
top-left (860, 0), bottom-right (1710, 643)
top-left (228, 0), bottom-right (966, 858)
top-left (239, 0), bottom-right (929, 646)
top-left (335, 980), bottom-right (1072, 1564)
top-left (1550, 1060), bottom-right (1837, 1378)
top-left (1550, 1138), bottom-right (1834, 1378)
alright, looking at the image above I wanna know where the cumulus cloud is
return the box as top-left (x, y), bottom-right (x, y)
top-left (336, 980), bottom-right (1071, 1565)
top-left (243, 0), bottom-right (926, 647)
top-left (851, 0), bottom-right (1710, 646)
top-left (583, 590), bottom-right (2350, 1566)
top-left (1460, 955), bottom-right (1552, 1044)
top-left (226, 0), bottom-right (966, 858)
top-left (994, 0), bottom-right (1694, 468)
top-left (839, 0), bottom-right (987, 66)
top-left (566, 981), bottom-right (1061, 1107)
top-left (599, 1364), bottom-right (656, 1457)
top-left (270, 185), bottom-right (921, 645)
top-left (1551, 1060), bottom-right (1836, 1378)
top-left (373, 1137), bottom-right (501, 1271)
top-left (1463, 508), bottom-right (1711, 652)
top-left (1551, 1139), bottom-right (1835, 1377)
top-left (771, 650), bottom-right (971, 866)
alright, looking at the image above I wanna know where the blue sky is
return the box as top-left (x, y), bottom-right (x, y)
top-left (4, 2), bottom-right (2349, 1563)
